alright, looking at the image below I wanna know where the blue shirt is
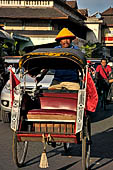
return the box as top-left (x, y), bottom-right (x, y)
top-left (53, 45), bottom-right (79, 82)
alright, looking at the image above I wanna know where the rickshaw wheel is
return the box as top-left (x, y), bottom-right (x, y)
top-left (12, 132), bottom-right (28, 167)
top-left (82, 115), bottom-right (91, 170)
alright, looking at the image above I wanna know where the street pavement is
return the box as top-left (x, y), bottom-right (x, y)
top-left (0, 102), bottom-right (113, 170)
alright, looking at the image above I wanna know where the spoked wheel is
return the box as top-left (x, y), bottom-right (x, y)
top-left (64, 143), bottom-right (70, 152)
top-left (82, 115), bottom-right (91, 170)
top-left (12, 132), bottom-right (28, 167)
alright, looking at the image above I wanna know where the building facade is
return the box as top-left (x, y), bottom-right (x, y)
top-left (101, 7), bottom-right (113, 56)
top-left (0, 0), bottom-right (89, 50)
top-left (84, 11), bottom-right (111, 58)
top-left (85, 17), bottom-right (103, 43)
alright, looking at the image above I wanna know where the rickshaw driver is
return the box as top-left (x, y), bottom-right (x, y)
top-left (36, 28), bottom-right (80, 90)
top-left (51, 28), bottom-right (79, 86)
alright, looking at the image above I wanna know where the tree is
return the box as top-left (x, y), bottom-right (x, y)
top-left (81, 42), bottom-right (104, 58)
top-left (80, 42), bottom-right (96, 58)
top-left (92, 43), bottom-right (104, 58)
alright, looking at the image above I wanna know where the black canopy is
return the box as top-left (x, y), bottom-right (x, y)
top-left (19, 48), bottom-right (86, 76)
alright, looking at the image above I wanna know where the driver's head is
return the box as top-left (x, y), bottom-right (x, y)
top-left (55, 28), bottom-right (76, 48)
top-left (101, 58), bottom-right (107, 67)
top-left (60, 38), bottom-right (72, 48)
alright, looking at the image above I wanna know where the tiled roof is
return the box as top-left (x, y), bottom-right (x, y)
top-left (66, 1), bottom-right (78, 9)
top-left (101, 7), bottom-right (113, 15)
top-left (101, 7), bottom-right (113, 25)
top-left (0, 7), bottom-right (68, 19)
top-left (77, 9), bottom-right (88, 17)
top-left (7, 30), bottom-right (59, 36)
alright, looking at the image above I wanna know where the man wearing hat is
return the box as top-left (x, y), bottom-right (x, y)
top-left (55, 27), bottom-right (79, 49)
top-left (49, 28), bottom-right (80, 89)
top-left (36, 28), bottom-right (80, 90)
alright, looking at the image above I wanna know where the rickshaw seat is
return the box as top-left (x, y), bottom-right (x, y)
top-left (27, 109), bottom-right (77, 121)
top-left (39, 92), bottom-right (78, 111)
top-left (27, 91), bottom-right (78, 121)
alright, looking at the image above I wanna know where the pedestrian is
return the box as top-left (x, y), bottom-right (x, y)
top-left (95, 57), bottom-right (111, 103)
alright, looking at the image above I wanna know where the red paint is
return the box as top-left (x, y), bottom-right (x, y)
top-left (40, 92), bottom-right (78, 111)
top-left (17, 133), bottom-right (78, 143)
top-left (103, 37), bottom-right (113, 41)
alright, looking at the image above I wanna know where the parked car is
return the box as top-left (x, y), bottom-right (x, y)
top-left (0, 69), bottom-right (54, 123)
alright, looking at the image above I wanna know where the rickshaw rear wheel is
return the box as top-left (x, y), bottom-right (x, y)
top-left (12, 132), bottom-right (28, 167)
top-left (82, 115), bottom-right (91, 170)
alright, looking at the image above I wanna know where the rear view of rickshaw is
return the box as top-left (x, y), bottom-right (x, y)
top-left (11, 48), bottom-right (95, 170)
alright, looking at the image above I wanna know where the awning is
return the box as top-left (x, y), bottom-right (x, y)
top-left (12, 33), bottom-right (30, 42)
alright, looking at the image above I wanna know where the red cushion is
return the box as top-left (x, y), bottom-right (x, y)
top-left (28, 109), bottom-right (76, 116)
top-left (40, 96), bottom-right (77, 111)
top-left (27, 109), bottom-right (77, 121)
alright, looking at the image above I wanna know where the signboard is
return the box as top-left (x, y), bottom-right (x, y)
top-left (104, 28), bottom-right (113, 43)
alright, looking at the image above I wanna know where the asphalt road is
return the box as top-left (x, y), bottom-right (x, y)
top-left (0, 102), bottom-right (113, 170)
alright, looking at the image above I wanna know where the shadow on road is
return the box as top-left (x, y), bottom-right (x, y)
top-left (23, 126), bottom-right (113, 169)
top-left (13, 102), bottom-right (113, 169)
top-left (19, 127), bottom-right (113, 170)
top-left (60, 127), bottom-right (113, 169)
top-left (91, 127), bottom-right (113, 158)
top-left (90, 158), bottom-right (113, 170)
top-left (90, 102), bottom-right (113, 123)
top-left (90, 127), bottom-right (113, 169)
top-left (57, 160), bottom-right (80, 170)
top-left (24, 146), bottom-right (65, 167)
top-left (23, 141), bottom-right (82, 169)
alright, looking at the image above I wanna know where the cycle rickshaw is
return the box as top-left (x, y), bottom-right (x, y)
top-left (11, 48), bottom-right (92, 170)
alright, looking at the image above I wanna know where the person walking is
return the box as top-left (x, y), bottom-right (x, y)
top-left (96, 57), bottom-right (111, 107)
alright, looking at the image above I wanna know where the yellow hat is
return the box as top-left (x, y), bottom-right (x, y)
top-left (55, 28), bottom-right (76, 41)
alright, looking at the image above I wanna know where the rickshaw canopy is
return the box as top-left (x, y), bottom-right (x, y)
top-left (12, 48), bottom-right (92, 170)
top-left (19, 48), bottom-right (86, 76)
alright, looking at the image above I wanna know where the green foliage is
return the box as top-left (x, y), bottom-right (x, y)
top-left (2, 44), bottom-right (8, 48)
top-left (92, 42), bottom-right (104, 58)
top-left (81, 41), bottom-right (96, 58)
top-left (81, 42), bottom-right (103, 58)
top-left (0, 40), bottom-right (15, 57)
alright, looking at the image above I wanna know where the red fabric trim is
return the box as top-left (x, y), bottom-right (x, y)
top-left (9, 69), bottom-right (20, 107)
top-left (28, 109), bottom-right (77, 116)
top-left (85, 72), bottom-right (98, 112)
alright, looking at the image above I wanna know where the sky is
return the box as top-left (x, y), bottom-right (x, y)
top-left (77, 0), bottom-right (113, 15)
